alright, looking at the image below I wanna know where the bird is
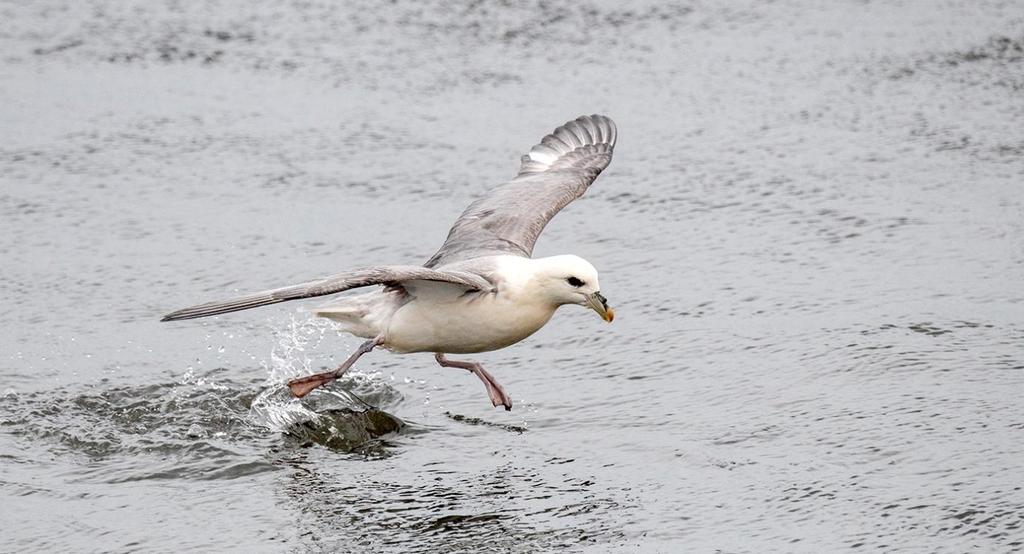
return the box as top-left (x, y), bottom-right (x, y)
top-left (162, 114), bottom-right (617, 411)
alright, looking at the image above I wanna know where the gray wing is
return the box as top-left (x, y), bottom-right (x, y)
top-left (425, 114), bottom-right (617, 268)
top-left (161, 266), bottom-right (491, 321)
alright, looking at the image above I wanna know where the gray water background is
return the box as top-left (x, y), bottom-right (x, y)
top-left (2, 1), bottom-right (1023, 551)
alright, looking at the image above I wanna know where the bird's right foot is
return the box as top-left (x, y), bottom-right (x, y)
top-left (287, 371), bottom-right (340, 398)
top-left (288, 337), bottom-right (382, 398)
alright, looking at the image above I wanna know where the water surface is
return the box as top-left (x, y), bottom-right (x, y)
top-left (2, 1), bottom-right (1023, 551)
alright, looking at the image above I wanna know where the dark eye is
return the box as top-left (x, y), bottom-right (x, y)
top-left (566, 276), bottom-right (585, 288)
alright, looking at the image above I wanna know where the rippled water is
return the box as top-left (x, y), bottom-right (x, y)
top-left (2, 1), bottom-right (1023, 551)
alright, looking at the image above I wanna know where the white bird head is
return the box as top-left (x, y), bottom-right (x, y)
top-left (533, 255), bottom-right (614, 322)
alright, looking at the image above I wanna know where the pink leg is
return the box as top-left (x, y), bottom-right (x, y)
top-left (288, 338), bottom-right (380, 398)
top-left (434, 353), bottom-right (512, 411)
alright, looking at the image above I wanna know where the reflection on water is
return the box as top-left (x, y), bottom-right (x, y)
top-left (3, 0), bottom-right (1024, 551)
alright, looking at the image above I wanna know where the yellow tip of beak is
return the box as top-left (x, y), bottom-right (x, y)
top-left (603, 308), bottom-right (615, 323)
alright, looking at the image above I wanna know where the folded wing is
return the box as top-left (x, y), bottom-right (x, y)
top-left (425, 114), bottom-right (617, 268)
top-left (161, 266), bottom-right (492, 321)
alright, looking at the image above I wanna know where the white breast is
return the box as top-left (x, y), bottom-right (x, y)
top-left (383, 257), bottom-right (557, 354)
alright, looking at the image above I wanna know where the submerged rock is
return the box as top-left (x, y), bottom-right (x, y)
top-left (249, 382), bottom-right (405, 452)
top-left (247, 378), bottom-right (403, 450)
top-left (287, 407), bottom-right (403, 451)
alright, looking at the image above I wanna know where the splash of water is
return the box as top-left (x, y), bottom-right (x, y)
top-left (262, 313), bottom-right (338, 383)
top-left (248, 385), bottom-right (322, 432)
top-left (246, 314), bottom-right (403, 433)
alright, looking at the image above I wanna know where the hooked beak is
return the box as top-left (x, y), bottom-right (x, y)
top-left (586, 291), bottom-right (614, 322)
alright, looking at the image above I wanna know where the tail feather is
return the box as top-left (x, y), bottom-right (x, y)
top-left (309, 293), bottom-right (390, 339)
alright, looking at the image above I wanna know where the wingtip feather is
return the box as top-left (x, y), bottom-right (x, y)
top-left (519, 114), bottom-right (617, 176)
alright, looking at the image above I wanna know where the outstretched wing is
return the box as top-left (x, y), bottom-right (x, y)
top-left (425, 114), bottom-right (617, 268)
top-left (161, 266), bottom-right (491, 321)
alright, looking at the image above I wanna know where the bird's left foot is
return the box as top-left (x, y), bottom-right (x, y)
top-left (476, 368), bottom-right (512, 411)
top-left (435, 352), bottom-right (513, 411)
top-left (486, 380), bottom-right (513, 412)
